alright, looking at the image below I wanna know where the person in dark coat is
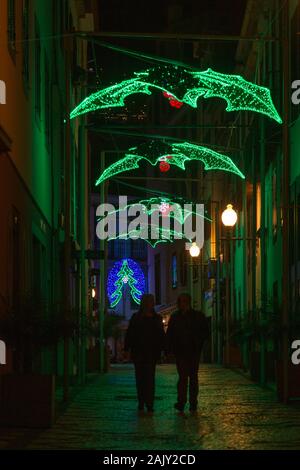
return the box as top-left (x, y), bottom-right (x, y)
top-left (124, 294), bottom-right (165, 413)
top-left (167, 293), bottom-right (209, 413)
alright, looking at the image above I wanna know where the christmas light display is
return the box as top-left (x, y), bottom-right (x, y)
top-left (70, 65), bottom-right (282, 123)
top-left (107, 258), bottom-right (145, 308)
top-left (162, 91), bottom-right (183, 108)
top-left (98, 196), bottom-right (211, 224)
top-left (95, 140), bottom-right (245, 185)
top-left (108, 225), bottom-right (193, 248)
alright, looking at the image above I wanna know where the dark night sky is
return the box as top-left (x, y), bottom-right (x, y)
top-left (98, 0), bottom-right (246, 35)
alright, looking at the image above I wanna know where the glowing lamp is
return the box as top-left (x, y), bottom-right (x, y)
top-left (189, 242), bottom-right (200, 258)
top-left (221, 204), bottom-right (238, 227)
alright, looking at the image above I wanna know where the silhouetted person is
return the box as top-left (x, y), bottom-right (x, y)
top-left (124, 294), bottom-right (165, 413)
top-left (167, 293), bottom-right (209, 413)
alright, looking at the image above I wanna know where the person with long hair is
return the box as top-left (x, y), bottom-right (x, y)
top-left (124, 294), bottom-right (165, 414)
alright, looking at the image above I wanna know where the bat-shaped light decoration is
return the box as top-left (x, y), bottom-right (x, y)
top-left (95, 140), bottom-right (245, 185)
top-left (98, 196), bottom-right (210, 225)
top-left (98, 196), bottom-right (210, 247)
top-left (70, 65), bottom-right (282, 123)
top-left (107, 225), bottom-right (193, 248)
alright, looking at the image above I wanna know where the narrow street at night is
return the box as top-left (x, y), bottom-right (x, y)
top-left (1, 364), bottom-right (300, 451)
top-left (1, 0), bottom-right (300, 462)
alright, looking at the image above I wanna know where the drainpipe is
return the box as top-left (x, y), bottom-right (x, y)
top-left (215, 202), bottom-right (222, 364)
top-left (99, 151), bottom-right (106, 372)
top-left (259, 41), bottom-right (266, 386)
top-left (251, 142), bottom-right (257, 371)
top-left (63, 37), bottom-right (71, 402)
top-left (79, 123), bottom-right (86, 384)
top-left (281, 0), bottom-right (290, 404)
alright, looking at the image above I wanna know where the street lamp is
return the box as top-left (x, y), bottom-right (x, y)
top-left (188, 243), bottom-right (201, 309)
top-left (220, 204), bottom-right (237, 366)
top-left (221, 204), bottom-right (237, 227)
top-left (189, 242), bottom-right (200, 258)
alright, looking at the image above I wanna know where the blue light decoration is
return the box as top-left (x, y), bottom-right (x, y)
top-left (107, 258), bottom-right (146, 308)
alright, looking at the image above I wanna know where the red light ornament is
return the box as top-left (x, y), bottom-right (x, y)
top-left (159, 156), bottom-right (172, 173)
top-left (159, 201), bottom-right (171, 216)
top-left (159, 161), bottom-right (170, 172)
top-left (162, 91), bottom-right (183, 109)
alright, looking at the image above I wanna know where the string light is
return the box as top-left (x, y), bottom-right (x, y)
top-left (95, 140), bottom-right (245, 185)
top-left (70, 65), bottom-right (282, 123)
top-left (107, 258), bottom-right (145, 308)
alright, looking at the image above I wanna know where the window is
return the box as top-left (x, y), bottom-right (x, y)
top-left (12, 208), bottom-right (20, 304)
top-left (34, 17), bottom-right (41, 117)
top-left (154, 254), bottom-right (161, 305)
top-left (44, 55), bottom-right (51, 148)
top-left (171, 253), bottom-right (178, 289)
top-left (32, 235), bottom-right (47, 299)
top-left (272, 167), bottom-right (278, 238)
top-left (132, 239), bottom-right (147, 260)
top-left (7, 0), bottom-right (16, 56)
top-left (114, 239), bottom-right (127, 259)
top-left (22, 0), bottom-right (29, 88)
top-left (180, 251), bottom-right (187, 286)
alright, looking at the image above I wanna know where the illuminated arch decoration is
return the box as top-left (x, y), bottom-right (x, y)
top-left (107, 258), bottom-right (145, 308)
top-left (98, 196), bottom-right (210, 247)
top-left (99, 195), bottom-right (211, 224)
top-left (95, 140), bottom-right (245, 185)
top-left (108, 226), bottom-right (193, 248)
top-left (70, 65), bottom-right (282, 124)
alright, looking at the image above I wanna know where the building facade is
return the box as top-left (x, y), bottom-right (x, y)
top-left (0, 0), bottom-right (95, 386)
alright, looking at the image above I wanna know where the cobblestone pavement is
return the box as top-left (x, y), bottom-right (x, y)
top-left (1, 364), bottom-right (300, 450)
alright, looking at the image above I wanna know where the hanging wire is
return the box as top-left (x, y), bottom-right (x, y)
top-left (91, 128), bottom-right (242, 153)
top-left (79, 37), bottom-right (197, 70)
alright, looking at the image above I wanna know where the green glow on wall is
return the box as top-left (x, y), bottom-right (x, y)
top-left (70, 65), bottom-right (282, 123)
top-left (95, 140), bottom-right (245, 185)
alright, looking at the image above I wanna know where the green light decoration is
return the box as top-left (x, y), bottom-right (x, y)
top-left (138, 196), bottom-right (210, 222)
top-left (70, 65), bottom-right (282, 123)
top-left (108, 224), bottom-right (193, 248)
top-left (98, 196), bottom-right (210, 247)
top-left (95, 140), bottom-right (245, 185)
top-left (99, 196), bottom-right (211, 223)
top-left (108, 259), bottom-right (145, 308)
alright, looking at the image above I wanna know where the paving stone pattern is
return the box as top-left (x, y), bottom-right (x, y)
top-left (0, 364), bottom-right (300, 450)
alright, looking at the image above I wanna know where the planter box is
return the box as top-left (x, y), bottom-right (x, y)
top-left (276, 360), bottom-right (300, 402)
top-left (0, 374), bottom-right (55, 427)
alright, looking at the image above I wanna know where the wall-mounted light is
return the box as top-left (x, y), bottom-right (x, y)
top-left (221, 204), bottom-right (238, 227)
top-left (189, 242), bottom-right (200, 258)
